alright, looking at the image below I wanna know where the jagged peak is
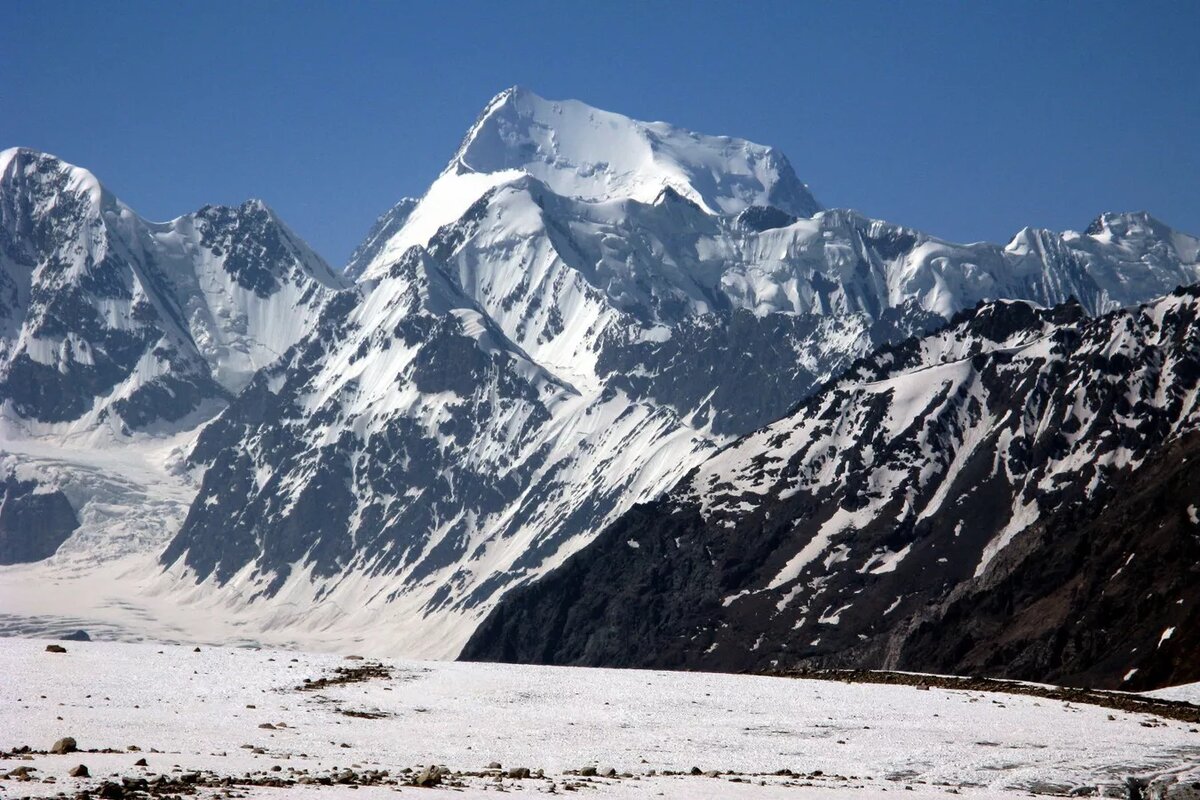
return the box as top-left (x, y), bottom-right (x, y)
top-left (194, 198), bottom-right (276, 220)
top-left (0, 146), bottom-right (108, 208)
top-left (1084, 210), bottom-right (1167, 237)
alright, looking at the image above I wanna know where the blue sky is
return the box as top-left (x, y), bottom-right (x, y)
top-left (3, 1), bottom-right (1198, 264)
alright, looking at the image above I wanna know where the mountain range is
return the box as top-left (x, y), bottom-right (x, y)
top-left (1, 88), bottom-right (1197, 686)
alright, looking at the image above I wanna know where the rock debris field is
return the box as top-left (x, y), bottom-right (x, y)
top-left (1, 639), bottom-right (1198, 799)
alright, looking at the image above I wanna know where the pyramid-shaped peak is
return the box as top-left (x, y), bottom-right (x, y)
top-left (452, 88), bottom-right (819, 218)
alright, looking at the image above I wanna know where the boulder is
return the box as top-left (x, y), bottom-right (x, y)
top-left (412, 766), bottom-right (443, 787)
top-left (50, 737), bottom-right (78, 754)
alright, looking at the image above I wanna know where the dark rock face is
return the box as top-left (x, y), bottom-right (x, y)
top-left (463, 291), bottom-right (1200, 690)
top-left (734, 205), bottom-right (798, 232)
top-left (895, 430), bottom-right (1200, 690)
top-left (597, 305), bottom-right (945, 436)
top-left (0, 474), bottom-right (79, 564)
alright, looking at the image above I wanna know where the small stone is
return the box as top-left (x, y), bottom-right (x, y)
top-left (601, 767), bottom-right (616, 778)
top-left (488, 761), bottom-right (502, 769)
top-left (50, 737), bottom-right (78, 754)
top-left (689, 766), bottom-right (702, 776)
top-left (134, 758), bottom-right (148, 767)
top-left (69, 764), bottom-right (89, 777)
top-left (258, 723), bottom-right (276, 729)
top-left (193, 647), bottom-right (201, 652)
top-left (579, 766), bottom-right (597, 777)
top-left (508, 766), bottom-right (531, 779)
top-left (45, 644), bottom-right (67, 654)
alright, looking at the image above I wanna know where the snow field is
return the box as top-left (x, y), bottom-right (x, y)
top-left (2, 639), bottom-right (1198, 798)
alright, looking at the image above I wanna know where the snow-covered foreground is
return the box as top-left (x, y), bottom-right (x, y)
top-left (1, 640), bottom-right (1198, 799)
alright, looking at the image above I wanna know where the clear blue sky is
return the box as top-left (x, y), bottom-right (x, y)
top-left (3, 1), bottom-right (1197, 265)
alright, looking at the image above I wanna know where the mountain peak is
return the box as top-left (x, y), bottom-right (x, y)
top-left (451, 88), bottom-right (820, 218)
top-left (1, 147), bottom-right (108, 209)
top-left (1084, 210), bottom-right (1164, 238)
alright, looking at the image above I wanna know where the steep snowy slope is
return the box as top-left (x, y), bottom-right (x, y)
top-left (0, 147), bottom-right (347, 434)
top-left (343, 197), bottom-right (417, 280)
top-left (464, 289), bottom-right (1200, 689)
top-left (158, 90), bottom-right (1200, 660)
top-left (159, 248), bottom-right (710, 655)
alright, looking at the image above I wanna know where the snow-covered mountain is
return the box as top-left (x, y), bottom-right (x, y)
top-left (464, 289), bottom-right (1200, 689)
top-left (0, 147), bottom-right (348, 434)
top-left (0, 147), bottom-right (348, 570)
top-left (158, 89), bottom-right (1200, 661)
top-left (4, 90), bottom-right (1200, 675)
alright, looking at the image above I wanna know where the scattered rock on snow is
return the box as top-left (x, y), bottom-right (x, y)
top-left (411, 765), bottom-right (446, 787)
top-left (68, 764), bottom-right (89, 777)
top-left (50, 737), bottom-right (78, 754)
top-left (45, 644), bottom-right (67, 653)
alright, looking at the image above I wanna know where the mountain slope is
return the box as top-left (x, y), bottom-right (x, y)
top-left (159, 248), bottom-right (711, 655)
top-left (344, 197), bottom-right (417, 280)
top-left (463, 289), bottom-right (1200, 689)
